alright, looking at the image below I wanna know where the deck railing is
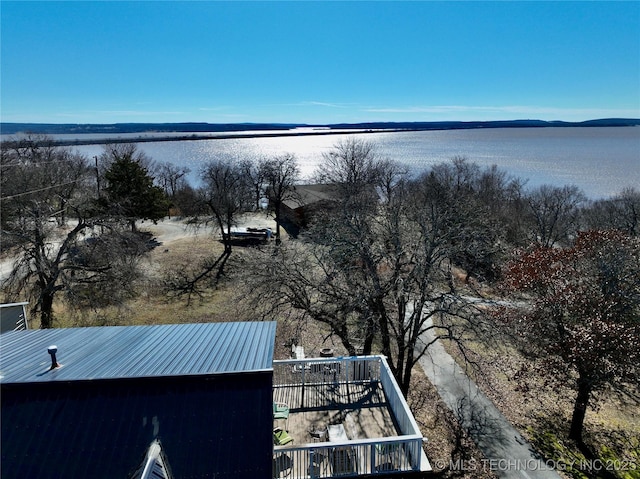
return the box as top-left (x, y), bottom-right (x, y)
top-left (273, 356), bottom-right (424, 477)
top-left (274, 356), bottom-right (381, 408)
top-left (274, 436), bottom-right (423, 478)
top-left (378, 356), bottom-right (423, 438)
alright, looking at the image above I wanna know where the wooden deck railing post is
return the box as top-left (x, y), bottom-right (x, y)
top-left (301, 363), bottom-right (305, 409)
top-left (370, 443), bottom-right (376, 474)
top-left (309, 449), bottom-right (315, 479)
top-left (345, 358), bottom-right (350, 401)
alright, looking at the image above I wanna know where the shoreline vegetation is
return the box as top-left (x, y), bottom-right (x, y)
top-left (2, 118), bottom-right (639, 146)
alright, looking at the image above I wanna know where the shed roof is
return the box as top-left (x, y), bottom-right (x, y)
top-left (0, 321), bottom-right (276, 384)
top-left (283, 183), bottom-right (340, 209)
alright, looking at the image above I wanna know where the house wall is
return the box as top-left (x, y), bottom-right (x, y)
top-left (1, 371), bottom-right (273, 479)
top-left (280, 199), bottom-right (338, 238)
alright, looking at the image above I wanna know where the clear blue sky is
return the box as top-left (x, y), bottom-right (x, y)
top-left (1, 1), bottom-right (639, 124)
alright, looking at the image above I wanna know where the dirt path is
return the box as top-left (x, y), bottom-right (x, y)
top-left (416, 312), bottom-right (563, 479)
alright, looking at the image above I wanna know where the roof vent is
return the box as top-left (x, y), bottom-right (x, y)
top-left (47, 345), bottom-right (60, 370)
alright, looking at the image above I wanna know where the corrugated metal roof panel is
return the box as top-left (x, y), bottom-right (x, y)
top-left (0, 321), bottom-right (276, 384)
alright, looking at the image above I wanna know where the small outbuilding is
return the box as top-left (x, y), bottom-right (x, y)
top-left (280, 184), bottom-right (341, 236)
top-left (0, 321), bottom-right (276, 479)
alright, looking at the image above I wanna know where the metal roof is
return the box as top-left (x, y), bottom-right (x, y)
top-left (283, 183), bottom-right (339, 209)
top-left (0, 321), bottom-right (276, 384)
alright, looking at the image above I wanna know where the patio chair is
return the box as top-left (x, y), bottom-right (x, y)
top-left (273, 401), bottom-right (290, 428)
top-left (273, 427), bottom-right (294, 446)
top-left (375, 442), bottom-right (402, 471)
top-left (273, 452), bottom-right (293, 477)
top-left (308, 425), bottom-right (327, 442)
top-left (331, 447), bottom-right (357, 476)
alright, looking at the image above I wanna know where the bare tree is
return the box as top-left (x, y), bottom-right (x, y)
top-left (1, 135), bottom-right (89, 235)
top-left (315, 137), bottom-right (382, 199)
top-left (584, 187), bottom-right (639, 236)
top-left (156, 161), bottom-right (190, 197)
top-left (423, 158), bottom-right (526, 283)
top-left (259, 154), bottom-right (299, 244)
top-left (241, 146), bottom-right (491, 394)
top-left (201, 159), bottom-right (253, 249)
top-left (239, 158), bottom-right (266, 211)
top-left (525, 184), bottom-right (586, 247)
top-left (171, 183), bottom-right (205, 217)
top-left (1, 136), bottom-right (147, 328)
top-left (241, 171), bottom-right (487, 394)
top-left (164, 159), bottom-right (253, 299)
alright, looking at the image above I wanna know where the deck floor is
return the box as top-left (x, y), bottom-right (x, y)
top-left (273, 382), bottom-right (399, 445)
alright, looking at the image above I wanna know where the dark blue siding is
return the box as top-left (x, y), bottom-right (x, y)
top-left (1, 371), bottom-right (273, 479)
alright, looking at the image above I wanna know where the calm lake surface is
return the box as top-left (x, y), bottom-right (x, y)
top-left (71, 127), bottom-right (639, 199)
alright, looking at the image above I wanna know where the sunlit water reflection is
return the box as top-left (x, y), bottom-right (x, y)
top-left (73, 127), bottom-right (639, 199)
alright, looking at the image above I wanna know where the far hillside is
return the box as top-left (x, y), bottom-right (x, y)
top-left (2, 118), bottom-right (639, 136)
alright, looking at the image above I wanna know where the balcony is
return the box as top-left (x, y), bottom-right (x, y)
top-left (272, 355), bottom-right (431, 478)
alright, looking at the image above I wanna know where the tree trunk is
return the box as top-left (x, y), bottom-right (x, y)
top-left (569, 376), bottom-right (592, 443)
top-left (58, 198), bottom-right (67, 226)
top-left (378, 303), bottom-right (392, 361)
top-left (217, 226), bottom-right (233, 280)
top-left (274, 207), bottom-right (282, 245)
top-left (333, 322), bottom-right (356, 356)
top-left (401, 343), bottom-right (415, 396)
top-left (40, 292), bottom-right (55, 329)
top-left (362, 334), bottom-right (374, 356)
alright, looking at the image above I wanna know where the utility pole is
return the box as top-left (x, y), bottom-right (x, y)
top-left (94, 156), bottom-right (101, 197)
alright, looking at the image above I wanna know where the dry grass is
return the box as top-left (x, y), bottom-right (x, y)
top-left (56, 234), bottom-right (253, 327)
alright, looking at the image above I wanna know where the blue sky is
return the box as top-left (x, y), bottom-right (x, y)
top-left (1, 1), bottom-right (639, 124)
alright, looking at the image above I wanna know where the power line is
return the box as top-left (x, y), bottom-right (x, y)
top-left (0, 157), bottom-right (89, 169)
top-left (0, 180), bottom-right (81, 200)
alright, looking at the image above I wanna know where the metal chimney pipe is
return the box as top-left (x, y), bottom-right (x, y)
top-left (47, 345), bottom-right (60, 370)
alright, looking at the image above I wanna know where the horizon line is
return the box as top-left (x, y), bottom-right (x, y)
top-left (3, 117), bottom-right (640, 127)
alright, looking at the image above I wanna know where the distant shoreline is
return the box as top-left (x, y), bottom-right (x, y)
top-left (20, 128), bottom-right (407, 147)
top-left (1, 118), bottom-right (638, 147)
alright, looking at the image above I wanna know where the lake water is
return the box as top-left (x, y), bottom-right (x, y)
top-left (70, 127), bottom-right (639, 199)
